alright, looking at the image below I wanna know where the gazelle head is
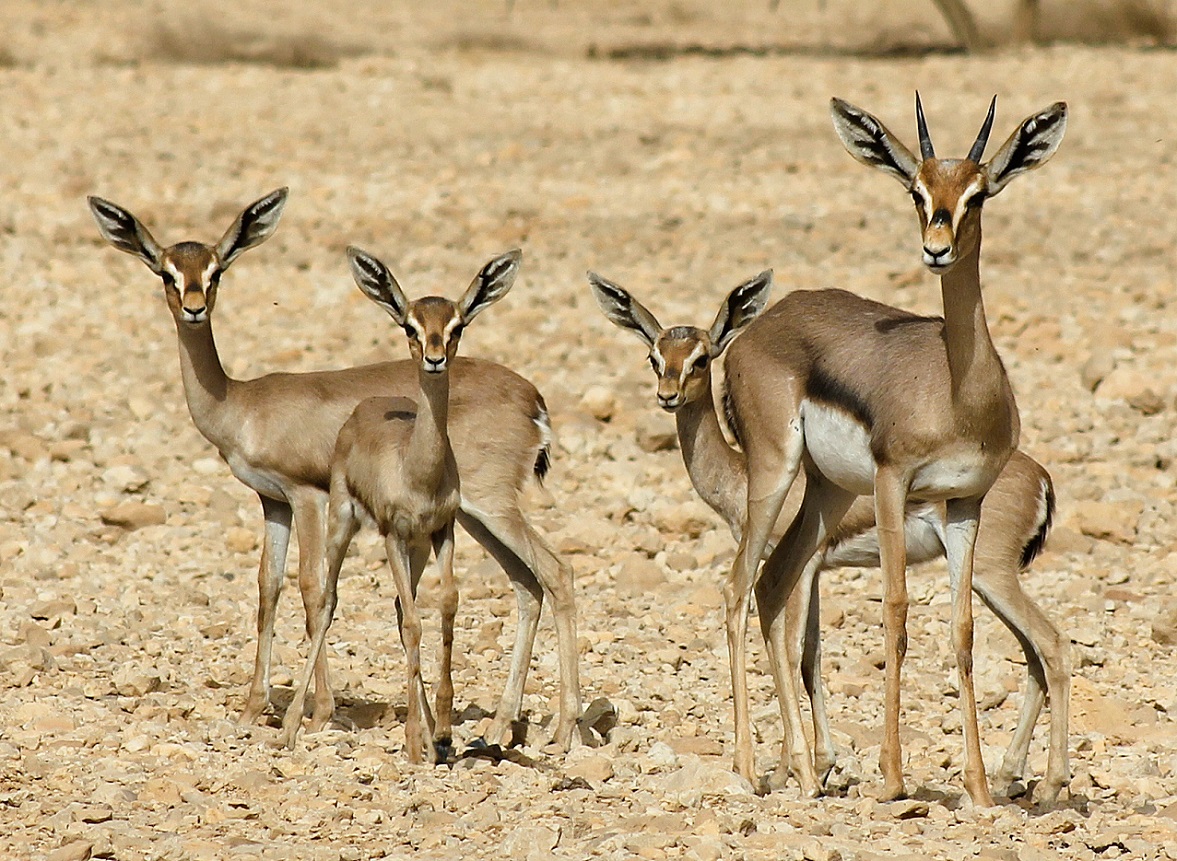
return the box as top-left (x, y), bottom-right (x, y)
top-left (88, 188), bottom-right (288, 325)
top-left (830, 94), bottom-right (1067, 274)
top-left (588, 271), bottom-right (771, 412)
top-left (348, 247), bottom-right (521, 374)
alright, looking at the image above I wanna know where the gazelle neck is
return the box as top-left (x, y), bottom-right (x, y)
top-left (938, 232), bottom-right (1004, 402)
top-left (174, 318), bottom-right (237, 446)
top-left (407, 364), bottom-right (452, 485)
top-left (675, 375), bottom-right (748, 539)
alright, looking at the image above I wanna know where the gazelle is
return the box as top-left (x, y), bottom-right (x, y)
top-left (280, 248), bottom-right (518, 760)
top-left (88, 190), bottom-right (581, 751)
top-left (588, 274), bottom-right (1070, 803)
top-left (719, 95), bottom-right (1067, 806)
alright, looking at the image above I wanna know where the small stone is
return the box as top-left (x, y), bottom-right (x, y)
top-left (102, 463), bottom-right (150, 492)
top-left (113, 664), bottom-right (162, 697)
top-left (1070, 499), bottom-right (1142, 544)
top-left (581, 385), bottom-right (617, 422)
top-left (101, 502), bottom-right (167, 530)
top-left (225, 527), bottom-right (257, 553)
top-left (635, 413), bottom-right (677, 453)
top-left (46, 841), bottom-right (92, 861)
top-left (563, 749), bottom-right (615, 784)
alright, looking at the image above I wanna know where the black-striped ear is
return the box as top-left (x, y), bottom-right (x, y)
top-left (214, 187), bottom-right (288, 268)
top-left (984, 102), bottom-right (1067, 196)
top-left (88, 196), bottom-right (166, 274)
top-left (708, 270), bottom-right (771, 355)
top-left (830, 97), bottom-right (921, 187)
top-left (347, 246), bottom-right (410, 324)
top-left (458, 249), bottom-right (521, 322)
top-left (587, 272), bottom-right (663, 349)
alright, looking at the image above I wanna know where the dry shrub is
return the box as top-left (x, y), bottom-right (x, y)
top-left (146, 19), bottom-right (366, 69)
top-left (1028, 0), bottom-right (1173, 45)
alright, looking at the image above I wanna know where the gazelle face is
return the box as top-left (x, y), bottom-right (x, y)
top-left (910, 159), bottom-right (988, 274)
top-left (401, 297), bottom-right (464, 374)
top-left (649, 327), bottom-right (713, 412)
top-left (160, 243), bottom-right (223, 324)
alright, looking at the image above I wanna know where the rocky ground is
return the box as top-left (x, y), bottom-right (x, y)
top-left (2, 1), bottom-right (1177, 859)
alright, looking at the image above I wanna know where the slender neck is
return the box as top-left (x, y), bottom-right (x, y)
top-left (674, 374), bottom-right (749, 539)
top-left (938, 234), bottom-right (1003, 399)
top-left (174, 318), bottom-right (234, 444)
top-left (407, 364), bottom-right (452, 484)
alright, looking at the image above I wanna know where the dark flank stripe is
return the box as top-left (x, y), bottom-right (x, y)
top-left (1019, 479), bottom-right (1055, 570)
top-left (722, 383), bottom-right (743, 450)
top-left (807, 365), bottom-right (874, 428)
top-left (534, 446), bottom-right (551, 483)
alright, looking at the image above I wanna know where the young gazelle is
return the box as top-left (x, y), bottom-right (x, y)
top-left (719, 95), bottom-right (1067, 806)
top-left (88, 191), bottom-right (581, 751)
top-left (589, 274), bottom-right (1069, 803)
top-left (280, 248), bottom-right (518, 760)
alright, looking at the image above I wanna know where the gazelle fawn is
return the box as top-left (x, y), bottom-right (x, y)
top-left (589, 273), bottom-right (1069, 803)
top-left (280, 248), bottom-right (519, 761)
top-left (88, 191), bottom-right (581, 751)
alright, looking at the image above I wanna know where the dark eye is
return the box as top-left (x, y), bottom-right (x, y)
top-left (161, 272), bottom-right (176, 288)
top-left (450, 323), bottom-right (464, 340)
top-left (403, 324), bottom-right (419, 340)
top-left (209, 270), bottom-right (222, 287)
top-left (693, 355), bottom-right (710, 371)
top-left (965, 193), bottom-right (985, 210)
top-left (648, 355), bottom-right (658, 371)
top-left (910, 190), bottom-right (925, 208)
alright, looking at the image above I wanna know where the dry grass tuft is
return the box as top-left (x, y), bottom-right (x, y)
top-left (145, 19), bottom-right (367, 69)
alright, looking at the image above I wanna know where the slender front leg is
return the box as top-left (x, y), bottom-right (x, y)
top-left (874, 466), bottom-right (910, 802)
top-left (244, 494), bottom-right (293, 724)
top-left (432, 523), bottom-right (458, 759)
top-left (289, 487), bottom-right (335, 732)
top-left (945, 496), bottom-right (994, 807)
top-left (388, 535), bottom-right (430, 764)
top-left (279, 492), bottom-right (359, 748)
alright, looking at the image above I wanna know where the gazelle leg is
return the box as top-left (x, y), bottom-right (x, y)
top-left (289, 487), bottom-right (335, 732)
top-left (388, 535), bottom-right (431, 764)
top-left (728, 432), bottom-right (804, 786)
top-left (757, 472), bottom-right (854, 795)
top-left (432, 523), bottom-right (459, 760)
top-left (945, 496), bottom-right (994, 807)
top-left (800, 565), bottom-right (836, 783)
top-left (457, 508), bottom-right (581, 751)
top-left (244, 494), bottom-right (292, 724)
top-left (973, 574), bottom-right (1071, 803)
top-left (279, 491), bottom-right (358, 748)
top-left (874, 466), bottom-right (910, 802)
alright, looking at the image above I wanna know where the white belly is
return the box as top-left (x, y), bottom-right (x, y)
top-left (225, 453), bottom-right (289, 501)
top-left (909, 448), bottom-right (995, 500)
top-left (801, 401), bottom-right (876, 495)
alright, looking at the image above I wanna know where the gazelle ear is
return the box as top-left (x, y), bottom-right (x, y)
top-left (347, 246), bottom-right (410, 324)
top-left (830, 97), bottom-right (921, 187)
top-left (458, 249), bottom-right (521, 323)
top-left (587, 272), bottom-right (663, 349)
top-left (984, 102), bottom-right (1067, 196)
top-left (88, 196), bottom-right (166, 274)
top-left (708, 270), bottom-right (772, 355)
top-left (214, 187), bottom-right (288, 268)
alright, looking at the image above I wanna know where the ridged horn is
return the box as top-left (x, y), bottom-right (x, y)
top-left (968, 95), bottom-right (998, 163)
top-left (915, 91), bottom-right (934, 160)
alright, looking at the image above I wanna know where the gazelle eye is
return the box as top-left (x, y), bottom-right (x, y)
top-left (910, 190), bottom-right (925, 208)
top-left (693, 355), bottom-right (710, 371)
top-left (964, 193), bottom-right (985, 210)
top-left (161, 272), bottom-right (176, 288)
top-left (450, 323), bottom-right (464, 340)
top-left (209, 270), bottom-right (222, 287)
top-left (648, 355), bottom-right (658, 371)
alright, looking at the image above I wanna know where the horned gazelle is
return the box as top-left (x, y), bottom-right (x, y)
top-left (280, 248), bottom-right (519, 760)
top-left (589, 274), bottom-right (1070, 803)
top-left (87, 191), bottom-right (582, 751)
top-left (719, 95), bottom-right (1067, 806)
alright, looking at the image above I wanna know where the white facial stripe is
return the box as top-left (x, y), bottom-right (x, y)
top-left (202, 259), bottom-right (219, 288)
top-left (650, 348), bottom-right (666, 375)
top-left (163, 260), bottom-right (183, 288)
top-left (913, 178), bottom-right (934, 222)
top-left (951, 176), bottom-right (987, 229)
top-left (442, 314), bottom-right (463, 342)
top-left (681, 342), bottom-right (709, 383)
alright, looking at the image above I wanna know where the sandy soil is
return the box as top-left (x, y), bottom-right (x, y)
top-left (2, 1), bottom-right (1177, 859)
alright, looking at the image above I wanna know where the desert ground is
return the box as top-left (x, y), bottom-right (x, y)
top-left (2, 1), bottom-right (1177, 858)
